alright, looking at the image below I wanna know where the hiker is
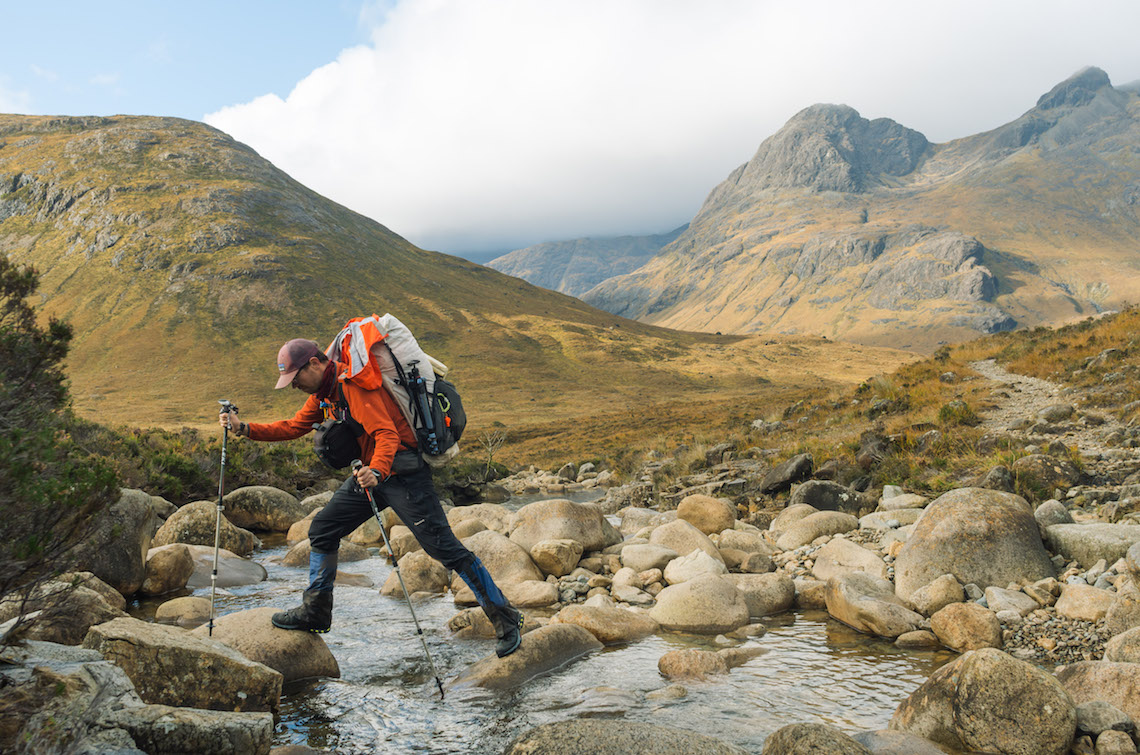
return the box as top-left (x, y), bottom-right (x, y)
top-left (219, 337), bottom-right (524, 657)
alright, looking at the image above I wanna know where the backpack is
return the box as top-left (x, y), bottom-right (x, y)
top-left (325, 314), bottom-right (466, 467)
top-left (311, 383), bottom-right (365, 470)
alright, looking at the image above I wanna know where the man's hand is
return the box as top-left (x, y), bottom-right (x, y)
top-left (220, 409), bottom-right (244, 436)
top-left (354, 465), bottom-right (379, 489)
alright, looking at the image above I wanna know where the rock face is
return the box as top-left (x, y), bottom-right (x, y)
top-left (552, 604), bottom-right (659, 644)
top-left (825, 573), bottom-right (923, 639)
top-left (73, 488), bottom-right (159, 595)
top-left (222, 486), bottom-right (307, 532)
top-left (504, 720), bottom-right (749, 755)
top-left (894, 488), bottom-right (1054, 602)
top-left (450, 624), bottom-right (602, 690)
top-left (82, 617), bottom-right (282, 714)
top-left (891, 648), bottom-right (1076, 755)
top-left (190, 607), bottom-right (339, 683)
top-left (152, 500), bottom-right (261, 557)
top-left (509, 499), bottom-right (622, 552)
top-left (649, 574), bottom-right (749, 633)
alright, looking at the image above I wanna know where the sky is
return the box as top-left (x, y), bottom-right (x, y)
top-left (5, 1), bottom-right (1140, 259)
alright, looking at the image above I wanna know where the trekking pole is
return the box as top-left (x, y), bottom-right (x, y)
top-left (210, 400), bottom-right (238, 637)
top-left (351, 459), bottom-right (445, 699)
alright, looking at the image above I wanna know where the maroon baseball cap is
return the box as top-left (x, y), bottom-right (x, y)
top-left (275, 339), bottom-right (322, 389)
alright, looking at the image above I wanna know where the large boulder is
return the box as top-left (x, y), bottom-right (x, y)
top-left (851, 730), bottom-right (952, 755)
top-left (152, 500), bottom-right (261, 557)
top-left (0, 580), bottom-right (127, 645)
top-left (664, 549), bottom-right (728, 585)
top-left (723, 573), bottom-right (795, 617)
top-left (1055, 662), bottom-right (1140, 723)
top-left (1044, 524), bottom-right (1140, 570)
top-left (776, 512), bottom-right (858, 551)
top-left (769, 504), bottom-right (818, 535)
top-left (825, 573), bottom-right (922, 639)
top-left (452, 529), bottom-right (544, 602)
top-left (221, 486), bottom-right (307, 532)
top-left (190, 607), bottom-right (339, 682)
top-left (1104, 626), bottom-right (1140, 663)
top-left (893, 488), bottom-right (1054, 603)
top-left (812, 538), bottom-right (888, 582)
top-left (649, 519), bottom-right (725, 563)
top-left (509, 499), bottom-right (622, 552)
top-left (102, 705), bottom-right (274, 755)
top-left (717, 529), bottom-right (776, 556)
top-left (530, 539), bottom-right (583, 577)
top-left (155, 596), bottom-right (212, 627)
top-left (450, 623), bottom-right (602, 689)
top-left (788, 480), bottom-right (862, 515)
top-left (1105, 580), bottom-right (1140, 636)
top-left (1010, 454), bottom-right (1081, 493)
top-left (179, 544), bottom-right (267, 589)
top-left (677, 494), bottom-right (737, 535)
top-left (281, 538), bottom-right (370, 566)
top-left (649, 574), bottom-right (749, 634)
top-left (891, 648), bottom-right (1076, 755)
top-left (140, 543), bottom-right (194, 596)
top-left (504, 720), bottom-right (749, 755)
top-left (618, 506), bottom-right (674, 536)
top-left (930, 602), bottom-right (1002, 652)
top-left (1056, 584), bottom-right (1115, 622)
top-left (551, 604), bottom-right (659, 644)
top-left (381, 551), bottom-right (450, 596)
top-left (762, 723), bottom-right (872, 754)
top-left (82, 617), bottom-right (282, 714)
top-left (760, 453), bottom-right (812, 494)
top-left (621, 543), bottom-right (679, 572)
top-left (909, 574), bottom-right (964, 617)
top-left (448, 503), bottom-right (512, 534)
top-left (657, 648), bottom-right (729, 680)
top-left (72, 488), bottom-right (159, 595)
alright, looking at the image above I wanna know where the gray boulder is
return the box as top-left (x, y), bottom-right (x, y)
top-left (762, 723), bottom-right (872, 754)
top-left (776, 511), bottom-right (858, 551)
top-left (825, 573), bottom-right (922, 639)
top-left (894, 488), bottom-right (1054, 603)
top-left (760, 453), bottom-right (813, 494)
top-left (509, 499), bottom-right (623, 552)
top-left (152, 500), bottom-right (261, 557)
top-left (1035, 500), bottom-right (1074, 529)
top-left (649, 519), bottom-right (725, 563)
top-left (73, 488), bottom-right (159, 595)
top-left (788, 480), bottom-right (862, 515)
top-left (723, 573), bottom-right (795, 617)
top-left (0, 580), bottom-right (127, 645)
top-left (190, 607), bottom-right (339, 683)
top-left (649, 573), bottom-right (750, 633)
top-left (891, 648), bottom-right (1076, 755)
top-left (1044, 524), bottom-right (1140, 569)
top-left (180, 544), bottom-right (267, 589)
top-left (451, 623), bottom-right (602, 690)
top-left (552, 604), bottom-right (658, 644)
top-left (504, 720), bottom-right (748, 754)
top-left (222, 486), bottom-right (306, 532)
top-left (140, 543), bottom-right (194, 596)
top-left (1074, 700), bottom-right (1134, 736)
top-left (621, 543), bottom-right (679, 572)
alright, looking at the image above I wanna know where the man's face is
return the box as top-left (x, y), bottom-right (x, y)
top-left (291, 358), bottom-right (324, 394)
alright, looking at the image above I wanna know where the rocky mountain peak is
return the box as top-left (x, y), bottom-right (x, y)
top-left (1035, 66), bottom-right (1112, 110)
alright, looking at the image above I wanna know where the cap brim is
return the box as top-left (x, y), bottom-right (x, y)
top-left (275, 370), bottom-right (300, 389)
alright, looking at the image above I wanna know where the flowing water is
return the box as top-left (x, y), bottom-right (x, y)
top-left (134, 493), bottom-right (958, 753)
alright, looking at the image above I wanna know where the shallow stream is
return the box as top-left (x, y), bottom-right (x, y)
top-left (133, 491), bottom-right (958, 753)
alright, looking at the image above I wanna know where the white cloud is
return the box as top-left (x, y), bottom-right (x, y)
top-left (205, 0), bottom-right (1140, 252)
top-left (29, 64), bottom-right (58, 82)
top-left (0, 77), bottom-right (32, 114)
top-left (90, 73), bottom-right (121, 87)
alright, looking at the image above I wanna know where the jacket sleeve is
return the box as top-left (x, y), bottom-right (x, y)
top-left (343, 381), bottom-right (401, 478)
top-left (247, 394), bottom-right (325, 441)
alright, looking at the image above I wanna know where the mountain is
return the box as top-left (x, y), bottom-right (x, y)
top-left (0, 114), bottom-right (908, 450)
top-left (486, 226), bottom-right (686, 297)
top-left (583, 67), bottom-right (1140, 351)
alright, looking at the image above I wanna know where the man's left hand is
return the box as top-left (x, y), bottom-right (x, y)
top-left (355, 465), bottom-right (378, 489)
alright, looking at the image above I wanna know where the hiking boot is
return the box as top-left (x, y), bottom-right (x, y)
top-left (488, 604), bottom-right (524, 658)
top-left (271, 589), bottom-right (333, 633)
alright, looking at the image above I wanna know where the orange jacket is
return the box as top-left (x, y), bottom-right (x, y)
top-left (247, 360), bottom-right (417, 477)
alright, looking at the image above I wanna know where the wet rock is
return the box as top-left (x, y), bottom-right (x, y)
top-left (504, 720), bottom-right (749, 754)
top-left (776, 511), bottom-right (859, 550)
top-left (1045, 524), bottom-right (1140, 570)
top-left (724, 573), bottom-right (796, 617)
top-left (191, 607), bottom-right (339, 682)
top-left (762, 722), bottom-right (872, 754)
top-left (657, 648), bottom-right (729, 680)
top-left (812, 538), bottom-right (888, 582)
top-left (896, 630), bottom-right (941, 649)
top-left (222, 486), bottom-right (306, 532)
top-left (760, 453), bottom-right (813, 494)
top-left (140, 543), bottom-right (194, 596)
top-left (909, 574), bottom-right (964, 616)
top-left (381, 551), bottom-right (450, 596)
top-left (678, 494), bottom-right (737, 535)
top-left (152, 500), bottom-right (261, 557)
top-left (530, 539), bottom-right (584, 577)
top-left (1056, 584), bottom-right (1116, 622)
top-left (894, 488), bottom-right (1054, 603)
top-left (551, 604), bottom-right (658, 644)
top-left (664, 549), bottom-right (728, 584)
top-left (852, 729), bottom-right (950, 754)
top-left (451, 623), bottom-right (602, 690)
top-left (930, 602), bottom-right (1002, 651)
top-left (447, 607), bottom-right (541, 639)
top-left (73, 488), bottom-right (160, 595)
top-left (650, 573), bottom-right (750, 633)
top-left (181, 544), bottom-right (267, 589)
top-left (891, 648), bottom-right (1076, 755)
top-left (789, 480), bottom-right (862, 516)
top-left (1056, 662), bottom-right (1140, 722)
top-left (509, 499), bottom-right (623, 552)
top-left (82, 617), bottom-right (282, 714)
top-left (825, 573), bottom-right (923, 638)
top-left (154, 596), bottom-right (212, 627)
top-left (649, 520), bottom-right (725, 563)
